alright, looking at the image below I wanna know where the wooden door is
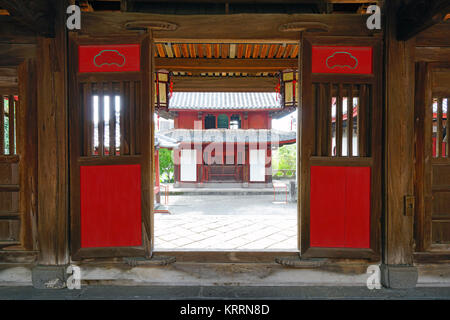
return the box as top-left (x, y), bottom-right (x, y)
top-left (299, 37), bottom-right (382, 259)
top-left (415, 63), bottom-right (450, 253)
top-left (250, 149), bottom-right (266, 182)
top-left (180, 149), bottom-right (197, 182)
top-left (69, 34), bottom-right (154, 260)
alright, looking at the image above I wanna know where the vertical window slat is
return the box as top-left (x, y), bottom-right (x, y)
top-left (359, 84), bottom-right (368, 157)
top-left (348, 84), bottom-right (353, 157)
top-left (9, 95), bottom-right (15, 155)
top-left (436, 97), bottom-right (443, 158)
top-left (129, 81), bottom-right (135, 156)
top-left (84, 83), bottom-right (92, 156)
top-left (98, 83), bottom-right (105, 157)
top-left (336, 84), bottom-right (343, 157)
top-left (109, 82), bottom-right (116, 156)
top-left (120, 81), bottom-right (126, 155)
top-left (0, 96), bottom-right (4, 155)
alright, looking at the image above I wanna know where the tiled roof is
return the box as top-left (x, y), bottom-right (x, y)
top-left (168, 92), bottom-right (282, 110)
top-left (157, 129), bottom-right (296, 145)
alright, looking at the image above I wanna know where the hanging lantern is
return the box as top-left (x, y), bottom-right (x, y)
top-left (280, 69), bottom-right (299, 108)
top-left (154, 70), bottom-right (171, 109)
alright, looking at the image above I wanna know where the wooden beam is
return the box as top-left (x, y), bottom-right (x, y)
top-left (0, 16), bottom-right (38, 44)
top-left (172, 76), bottom-right (278, 92)
top-left (0, 0), bottom-right (55, 37)
top-left (415, 47), bottom-right (450, 62)
top-left (156, 58), bottom-right (297, 72)
top-left (415, 22), bottom-right (450, 47)
top-left (0, 43), bottom-right (36, 67)
top-left (397, 0), bottom-right (450, 41)
top-left (81, 12), bottom-right (381, 40)
top-left (0, 67), bottom-right (18, 87)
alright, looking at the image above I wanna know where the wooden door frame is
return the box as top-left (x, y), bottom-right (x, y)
top-left (68, 33), bottom-right (154, 260)
top-left (414, 61), bottom-right (450, 257)
top-left (299, 36), bottom-right (383, 260)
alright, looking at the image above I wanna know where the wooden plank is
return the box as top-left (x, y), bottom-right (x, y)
top-left (196, 43), bottom-right (204, 58)
top-left (0, 184), bottom-right (19, 192)
top-left (172, 43), bottom-right (181, 58)
top-left (214, 44), bottom-right (220, 58)
top-left (81, 13), bottom-right (381, 40)
top-left (155, 57), bottom-right (298, 73)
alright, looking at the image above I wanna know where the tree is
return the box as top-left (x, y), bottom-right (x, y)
top-left (159, 148), bottom-right (174, 183)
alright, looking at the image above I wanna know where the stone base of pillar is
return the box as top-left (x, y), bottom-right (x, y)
top-left (32, 265), bottom-right (68, 289)
top-left (381, 264), bottom-right (418, 289)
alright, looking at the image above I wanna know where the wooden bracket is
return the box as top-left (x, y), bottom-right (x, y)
top-left (124, 20), bottom-right (178, 31)
top-left (278, 22), bottom-right (329, 33)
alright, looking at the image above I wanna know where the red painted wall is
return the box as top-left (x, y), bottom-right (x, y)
top-left (174, 111), bottom-right (271, 129)
top-left (80, 164), bottom-right (142, 248)
top-left (310, 166), bottom-right (371, 248)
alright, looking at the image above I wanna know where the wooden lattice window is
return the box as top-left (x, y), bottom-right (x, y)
top-left (0, 95), bottom-right (17, 155)
top-left (313, 83), bottom-right (371, 158)
top-left (432, 97), bottom-right (448, 158)
top-left (79, 81), bottom-right (142, 157)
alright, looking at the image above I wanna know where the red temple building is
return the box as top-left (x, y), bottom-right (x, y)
top-left (156, 91), bottom-right (297, 186)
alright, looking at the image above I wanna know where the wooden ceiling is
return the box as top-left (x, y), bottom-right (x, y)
top-left (155, 43), bottom-right (299, 59)
top-left (154, 42), bottom-right (298, 77)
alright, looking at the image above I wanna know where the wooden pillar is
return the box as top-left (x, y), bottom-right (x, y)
top-left (17, 59), bottom-right (38, 251)
top-left (382, 0), bottom-right (418, 288)
top-left (35, 2), bottom-right (69, 267)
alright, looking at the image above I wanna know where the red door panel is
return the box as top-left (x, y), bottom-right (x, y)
top-left (310, 166), bottom-right (347, 247)
top-left (345, 167), bottom-right (371, 248)
top-left (80, 164), bottom-right (142, 248)
top-left (310, 166), bottom-right (371, 248)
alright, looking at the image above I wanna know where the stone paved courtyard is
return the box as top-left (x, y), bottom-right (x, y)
top-left (154, 194), bottom-right (297, 250)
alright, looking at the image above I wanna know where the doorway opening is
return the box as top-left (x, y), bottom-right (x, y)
top-left (152, 42), bottom-right (299, 251)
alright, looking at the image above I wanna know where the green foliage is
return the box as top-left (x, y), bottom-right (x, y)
top-left (159, 148), bottom-right (174, 183)
top-left (272, 144), bottom-right (296, 174)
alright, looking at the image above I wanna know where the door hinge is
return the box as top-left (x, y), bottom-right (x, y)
top-left (404, 195), bottom-right (415, 217)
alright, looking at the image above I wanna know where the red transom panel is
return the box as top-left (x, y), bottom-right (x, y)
top-left (78, 44), bottom-right (141, 73)
top-left (310, 166), bottom-right (371, 248)
top-left (312, 46), bottom-right (373, 74)
top-left (80, 164), bottom-right (142, 248)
